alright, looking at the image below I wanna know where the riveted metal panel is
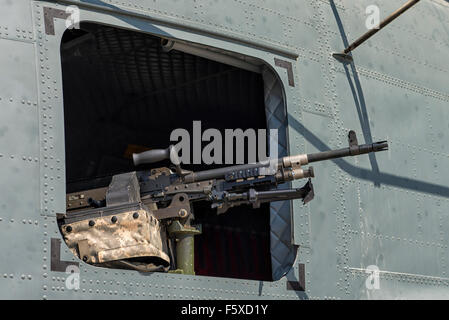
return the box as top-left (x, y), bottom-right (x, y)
top-left (0, 219), bottom-right (45, 299)
top-left (33, 2), bottom-right (67, 218)
top-left (0, 0), bottom-right (34, 42)
top-left (31, 0), bottom-right (304, 300)
top-left (0, 39), bottom-right (38, 103)
top-left (289, 0), bottom-right (449, 300)
top-left (0, 38), bottom-right (40, 220)
top-left (0, 156), bottom-right (40, 220)
top-left (0, 0), bottom-right (447, 300)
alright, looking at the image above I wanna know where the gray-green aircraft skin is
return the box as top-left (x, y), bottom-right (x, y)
top-left (0, 0), bottom-right (448, 300)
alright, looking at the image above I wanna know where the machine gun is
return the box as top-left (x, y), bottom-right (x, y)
top-left (60, 131), bottom-right (387, 274)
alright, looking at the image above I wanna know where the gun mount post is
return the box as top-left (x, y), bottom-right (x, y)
top-left (168, 221), bottom-right (202, 275)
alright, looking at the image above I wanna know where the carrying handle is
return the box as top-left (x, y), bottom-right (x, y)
top-left (133, 146), bottom-right (179, 166)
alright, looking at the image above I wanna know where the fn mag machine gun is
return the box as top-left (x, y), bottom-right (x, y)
top-left (59, 131), bottom-right (388, 275)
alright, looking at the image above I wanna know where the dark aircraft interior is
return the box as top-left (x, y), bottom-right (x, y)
top-left (60, 23), bottom-right (273, 281)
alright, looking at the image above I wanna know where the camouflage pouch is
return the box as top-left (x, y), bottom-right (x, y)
top-left (61, 203), bottom-right (170, 272)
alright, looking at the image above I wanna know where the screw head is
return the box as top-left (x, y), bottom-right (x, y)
top-left (111, 216), bottom-right (117, 223)
top-left (88, 220), bottom-right (95, 227)
top-left (66, 226), bottom-right (72, 233)
top-left (178, 209), bottom-right (188, 218)
top-left (133, 212), bottom-right (139, 219)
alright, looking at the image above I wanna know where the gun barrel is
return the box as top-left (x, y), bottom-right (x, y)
top-left (307, 141), bottom-right (388, 163)
top-left (183, 141), bottom-right (387, 183)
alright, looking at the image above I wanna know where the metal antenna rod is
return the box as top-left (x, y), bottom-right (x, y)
top-left (334, 0), bottom-right (420, 61)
